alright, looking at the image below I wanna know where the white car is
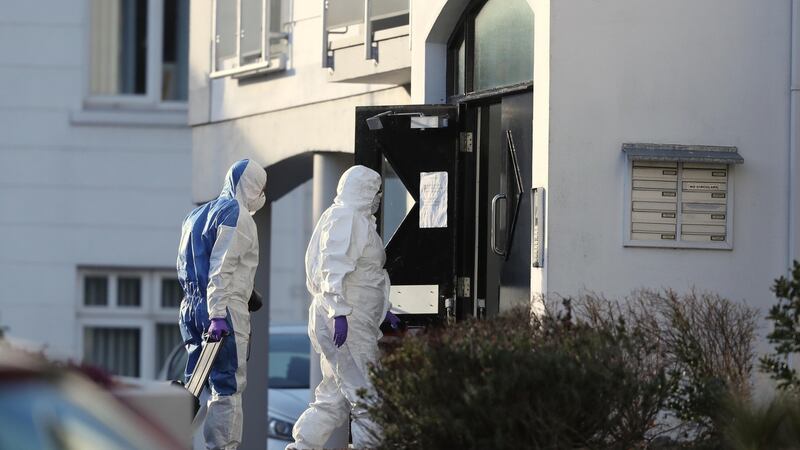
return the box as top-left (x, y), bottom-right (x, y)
top-left (160, 325), bottom-right (310, 449)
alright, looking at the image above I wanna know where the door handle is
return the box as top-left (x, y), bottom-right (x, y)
top-left (491, 194), bottom-right (507, 256)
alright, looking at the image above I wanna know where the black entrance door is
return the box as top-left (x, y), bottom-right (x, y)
top-left (466, 91), bottom-right (533, 317)
top-left (354, 94), bottom-right (532, 323)
top-left (354, 105), bottom-right (461, 325)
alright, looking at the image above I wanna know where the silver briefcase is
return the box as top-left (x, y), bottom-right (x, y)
top-left (185, 335), bottom-right (225, 398)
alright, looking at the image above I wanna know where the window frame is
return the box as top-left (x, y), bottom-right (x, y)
top-left (77, 269), bottom-right (182, 379)
top-left (446, 0), bottom-right (534, 100)
top-left (81, 0), bottom-right (189, 113)
top-left (78, 319), bottom-right (149, 378)
top-left (155, 272), bottom-right (185, 313)
top-left (209, 0), bottom-right (290, 79)
top-left (446, 0), bottom-right (481, 98)
top-left (623, 161), bottom-right (736, 250)
top-left (321, 0), bottom-right (410, 68)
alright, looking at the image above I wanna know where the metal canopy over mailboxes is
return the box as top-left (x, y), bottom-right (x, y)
top-left (622, 143), bottom-right (744, 165)
top-left (623, 143), bottom-right (741, 250)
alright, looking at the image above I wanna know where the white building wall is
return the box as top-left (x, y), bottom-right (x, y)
top-left (544, 0), bottom-right (792, 313)
top-left (0, 0), bottom-right (192, 360)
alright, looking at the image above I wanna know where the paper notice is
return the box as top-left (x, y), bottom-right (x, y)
top-left (419, 171), bottom-right (448, 228)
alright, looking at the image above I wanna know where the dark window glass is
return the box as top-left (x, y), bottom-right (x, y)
top-left (162, 0), bottom-right (189, 100)
top-left (83, 327), bottom-right (141, 377)
top-left (155, 323), bottom-right (182, 377)
top-left (89, 0), bottom-right (148, 95)
top-left (161, 279), bottom-right (183, 308)
top-left (84, 276), bottom-right (108, 306)
top-left (117, 277), bottom-right (141, 307)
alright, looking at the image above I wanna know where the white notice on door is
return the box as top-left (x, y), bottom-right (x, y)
top-left (419, 171), bottom-right (448, 228)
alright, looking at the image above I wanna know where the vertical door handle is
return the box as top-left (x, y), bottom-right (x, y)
top-left (491, 194), bottom-right (507, 256)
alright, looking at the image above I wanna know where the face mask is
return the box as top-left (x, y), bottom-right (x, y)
top-left (249, 192), bottom-right (266, 215)
top-left (370, 192), bottom-right (382, 215)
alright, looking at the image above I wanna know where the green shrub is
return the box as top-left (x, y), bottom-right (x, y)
top-left (759, 260), bottom-right (800, 391)
top-left (719, 394), bottom-right (800, 450)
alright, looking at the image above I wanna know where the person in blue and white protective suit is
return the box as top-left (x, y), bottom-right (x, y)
top-left (177, 159), bottom-right (267, 450)
top-left (290, 165), bottom-right (402, 450)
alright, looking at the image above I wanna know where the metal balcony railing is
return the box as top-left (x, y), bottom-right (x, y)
top-left (322, 0), bottom-right (409, 68)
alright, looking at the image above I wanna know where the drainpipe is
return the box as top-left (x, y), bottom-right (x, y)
top-left (791, 0), bottom-right (799, 268)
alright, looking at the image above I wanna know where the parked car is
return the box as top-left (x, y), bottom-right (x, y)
top-left (0, 342), bottom-right (187, 450)
top-left (161, 325), bottom-right (310, 449)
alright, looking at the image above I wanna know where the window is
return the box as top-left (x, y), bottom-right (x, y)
top-left (162, 0), bottom-right (190, 100)
top-left (155, 323), bottom-right (182, 372)
top-left (322, 0), bottom-right (409, 67)
top-left (84, 276), bottom-right (108, 306)
top-left (88, 0), bottom-right (189, 107)
top-left (161, 278), bottom-right (183, 308)
top-left (117, 277), bottom-right (141, 307)
top-left (83, 327), bottom-right (141, 377)
top-left (623, 144), bottom-right (743, 250)
top-left (447, 0), bottom-right (533, 97)
top-left (211, 0), bottom-right (290, 78)
top-left (381, 156), bottom-right (414, 243)
top-left (78, 270), bottom-right (183, 378)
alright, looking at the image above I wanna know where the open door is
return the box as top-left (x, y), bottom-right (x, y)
top-left (354, 105), bottom-right (460, 325)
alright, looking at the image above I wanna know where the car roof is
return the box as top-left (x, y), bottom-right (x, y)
top-left (0, 341), bottom-right (51, 373)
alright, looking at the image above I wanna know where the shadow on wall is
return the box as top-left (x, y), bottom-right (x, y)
top-left (264, 153), bottom-right (313, 202)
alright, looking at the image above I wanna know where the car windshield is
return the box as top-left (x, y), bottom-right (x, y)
top-left (269, 333), bottom-right (310, 389)
top-left (0, 380), bottom-right (175, 450)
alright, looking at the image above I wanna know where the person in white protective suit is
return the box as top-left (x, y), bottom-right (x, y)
top-left (290, 165), bottom-right (401, 450)
top-left (177, 159), bottom-right (267, 450)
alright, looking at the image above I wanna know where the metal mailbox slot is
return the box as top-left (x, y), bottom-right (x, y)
top-left (633, 201), bottom-right (677, 212)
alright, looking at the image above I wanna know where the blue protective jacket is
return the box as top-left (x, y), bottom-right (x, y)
top-left (176, 159), bottom-right (266, 392)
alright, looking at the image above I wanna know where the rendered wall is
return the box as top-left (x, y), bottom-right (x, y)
top-left (0, 0), bottom-right (192, 359)
top-left (544, 0), bottom-right (792, 315)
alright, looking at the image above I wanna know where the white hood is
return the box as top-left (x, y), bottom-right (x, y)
top-left (333, 165), bottom-right (381, 212)
top-left (220, 159), bottom-right (267, 214)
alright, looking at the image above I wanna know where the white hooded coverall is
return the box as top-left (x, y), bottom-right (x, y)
top-left (177, 159), bottom-right (267, 450)
top-left (291, 165), bottom-right (391, 449)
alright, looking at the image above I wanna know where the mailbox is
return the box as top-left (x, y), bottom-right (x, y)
top-left (622, 143), bottom-right (743, 249)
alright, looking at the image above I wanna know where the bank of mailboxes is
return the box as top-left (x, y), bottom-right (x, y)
top-left (631, 161), bottom-right (728, 242)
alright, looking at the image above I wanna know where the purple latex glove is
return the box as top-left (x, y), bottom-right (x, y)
top-left (333, 316), bottom-right (348, 348)
top-left (207, 318), bottom-right (230, 342)
top-left (384, 311), bottom-right (402, 330)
